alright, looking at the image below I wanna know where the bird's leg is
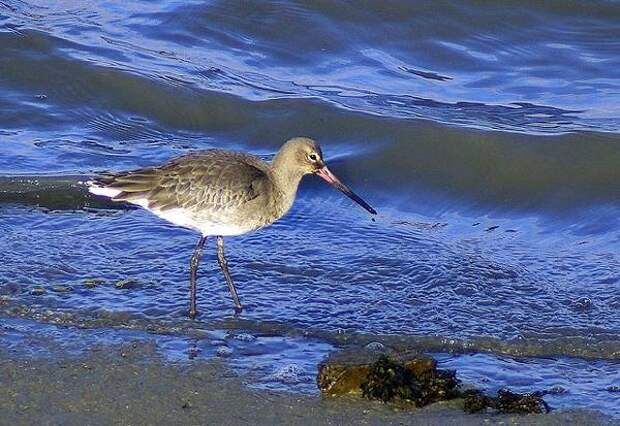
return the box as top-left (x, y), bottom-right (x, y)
top-left (216, 236), bottom-right (243, 312)
top-left (189, 235), bottom-right (208, 319)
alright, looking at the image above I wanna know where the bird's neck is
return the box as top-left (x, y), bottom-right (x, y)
top-left (269, 158), bottom-right (305, 203)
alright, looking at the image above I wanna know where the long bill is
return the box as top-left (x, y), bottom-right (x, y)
top-left (315, 166), bottom-right (377, 215)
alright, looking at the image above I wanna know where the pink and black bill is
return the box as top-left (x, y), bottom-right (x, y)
top-left (315, 166), bottom-right (377, 215)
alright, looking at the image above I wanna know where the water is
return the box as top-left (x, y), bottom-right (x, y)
top-left (2, 0), bottom-right (620, 418)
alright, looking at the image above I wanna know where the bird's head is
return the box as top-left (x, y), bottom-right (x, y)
top-left (274, 137), bottom-right (377, 215)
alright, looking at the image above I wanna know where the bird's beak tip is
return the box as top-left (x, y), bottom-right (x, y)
top-left (315, 165), bottom-right (377, 216)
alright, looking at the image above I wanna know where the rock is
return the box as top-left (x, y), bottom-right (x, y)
top-left (51, 285), bottom-right (73, 293)
top-left (318, 349), bottom-right (550, 415)
top-left (317, 349), bottom-right (437, 398)
top-left (574, 297), bottom-right (594, 312)
top-left (115, 279), bottom-right (138, 289)
top-left (83, 278), bottom-right (104, 288)
top-left (30, 287), bottom-right (46, 296)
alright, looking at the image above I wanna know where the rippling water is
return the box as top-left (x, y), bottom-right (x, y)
top-left (2, 0), bottom-right (620, 418)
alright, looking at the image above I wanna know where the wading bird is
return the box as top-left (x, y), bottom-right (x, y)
top-left (89, 137), bottom-right (376, 318)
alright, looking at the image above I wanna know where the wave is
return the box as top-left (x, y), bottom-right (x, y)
top-left (2, 1), bottom-right (619, 134)
top-left (4, 117), bottom-right (620, 216)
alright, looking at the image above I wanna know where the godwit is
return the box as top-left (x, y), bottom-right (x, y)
top-left (88, 137), bottom-right (376, 318)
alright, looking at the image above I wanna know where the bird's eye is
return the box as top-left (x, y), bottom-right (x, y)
top-left (308, 153), bottom-right (318, 162)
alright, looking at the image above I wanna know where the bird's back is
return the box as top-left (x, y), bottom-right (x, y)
top-left (90, 150), bottom-right (287, 236)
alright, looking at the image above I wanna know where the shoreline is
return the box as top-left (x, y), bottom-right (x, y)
top-left (1, 341), bottom-right (615, 425)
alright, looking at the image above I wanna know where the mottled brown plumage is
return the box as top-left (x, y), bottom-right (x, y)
top-left (89, 137), bottom-right (376, 318)
top-left (95, 151), bottom-right (280, 236)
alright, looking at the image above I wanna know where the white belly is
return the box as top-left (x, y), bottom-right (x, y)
top-left (88, 183), bottom-right (250, 236)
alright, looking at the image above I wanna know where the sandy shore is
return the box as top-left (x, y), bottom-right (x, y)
top-left (0, 341), bottom-right (615, 426)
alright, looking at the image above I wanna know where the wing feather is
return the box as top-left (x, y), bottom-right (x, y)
top-left (93, 150), bottom-right (270, 213)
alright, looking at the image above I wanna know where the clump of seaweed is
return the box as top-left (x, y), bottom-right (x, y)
top-left (360, 355), bottom-right (459, 406)
top-left (463, 389), bottom-right (549, 414)
top-left (83, 278), bottom-right (105, 288)
top-left (114, 279), bottom-right (139, 289)
top-left (319, 351), bottom-right (551, 415)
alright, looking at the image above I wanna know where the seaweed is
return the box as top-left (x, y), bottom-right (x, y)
top-left (463, 388), bottom-right (549, 414)
top-left (360, 355), bottom-right (459, 407)
top-left (319, 351), bottom-right (551, 415)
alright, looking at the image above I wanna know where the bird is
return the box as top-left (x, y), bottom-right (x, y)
top-left (88, 137), bottom-right (377, 319)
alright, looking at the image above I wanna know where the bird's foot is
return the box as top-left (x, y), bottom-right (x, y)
top-left (188, 309), bottom-right (199, 320)
top-left (234, 304), bottom-right (243, 315)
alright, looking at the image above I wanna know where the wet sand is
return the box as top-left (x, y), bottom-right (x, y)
top-left (0, 341), bottom-right (615, 426)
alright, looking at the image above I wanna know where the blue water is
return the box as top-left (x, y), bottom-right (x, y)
top-left (2, 0), bottom-right (620, 418)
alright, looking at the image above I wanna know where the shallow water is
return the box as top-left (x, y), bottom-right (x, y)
top-left (2, 0), bottom-right (620, 418)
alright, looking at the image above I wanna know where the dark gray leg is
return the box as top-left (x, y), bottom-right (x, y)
top-left (189, 235), bottom-right (208, 319)
top-left (216, 236), bottom-right (243, 311)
